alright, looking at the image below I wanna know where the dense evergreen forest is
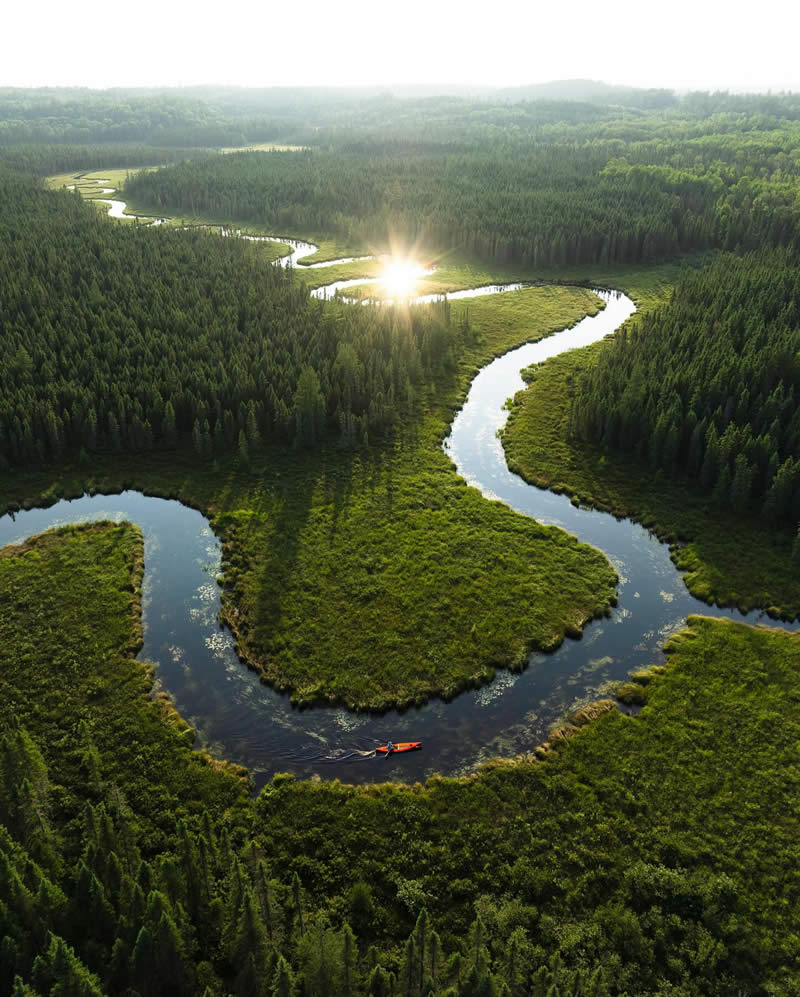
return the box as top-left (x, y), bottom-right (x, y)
top-left (0, 82), bottom-right (687, 147)
top-left (0, 169), bottom-right (461, 467)
top-left (568, 250), bottom-right (800, 525)
top-left (0, 144), bottom-right (196, 176)
top-left (124, 94), bottom-right (800, 266)
top-left (0, 89), bottom-right (289, 147)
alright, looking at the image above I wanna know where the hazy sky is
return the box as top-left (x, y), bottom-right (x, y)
top-left (5, 0), bottom-right (800, 92)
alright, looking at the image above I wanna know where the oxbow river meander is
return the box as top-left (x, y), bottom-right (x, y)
top-left (4, 179), bottom-right (798, 788)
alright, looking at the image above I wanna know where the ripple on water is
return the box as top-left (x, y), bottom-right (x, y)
top-left (333, 710), bottom-right (372, 732)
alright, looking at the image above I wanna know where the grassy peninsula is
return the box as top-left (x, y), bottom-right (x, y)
top-left (0, 522), bottom-right (250, 843)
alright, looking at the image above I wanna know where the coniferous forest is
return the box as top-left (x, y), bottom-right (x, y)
top-left (0, 169), bottom-right (456, 466)
top-left (568, 250), bottom-right (800, 524)
top-left (123, 93), bottom-right (800, 267)
top-left (3, 82), bottom-right (800, 997)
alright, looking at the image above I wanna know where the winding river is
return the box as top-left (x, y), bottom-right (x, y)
top-left (5, 179), bottom-right (797, 789)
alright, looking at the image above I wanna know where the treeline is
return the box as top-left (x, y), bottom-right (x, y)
top-left (0, 90), bottom-right (288, 147)
top-left (0, 169), bottom-right (464, 468)
top-left (124, 124), bottom-right (800, 267)
top-left (6, 84), bottom-right (800, 153)
top-left (0, 143), bottom-right (197, 176)
top-left (569, 250), bottom-right (800, 524)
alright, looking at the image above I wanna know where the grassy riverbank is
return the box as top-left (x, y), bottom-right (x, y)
top-left (0, 284), bottom-right (618, 711)
top-left (0, 523), bottom-right (250, 851)
top-left (502, 263), bottom-right (800, 618)
top-left (49, 166), bottom-right (373, 263)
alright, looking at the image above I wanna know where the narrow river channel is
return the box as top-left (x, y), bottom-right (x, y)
top-left (4, 179), bottom-right (797, 788)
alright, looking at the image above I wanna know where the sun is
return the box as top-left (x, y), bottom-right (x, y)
top-left (380, 258), bottom-right (425, 299)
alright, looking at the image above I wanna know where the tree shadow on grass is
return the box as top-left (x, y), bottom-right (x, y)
top-left (243, 463), bottom-right (317, 654)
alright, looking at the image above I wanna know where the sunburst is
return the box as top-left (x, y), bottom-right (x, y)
top-left (380, 258), bottom-right (427, 299)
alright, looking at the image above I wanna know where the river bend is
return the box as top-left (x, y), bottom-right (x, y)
top-left (5, 180), bottom-right (797, 787)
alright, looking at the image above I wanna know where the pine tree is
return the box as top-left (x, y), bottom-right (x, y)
top-left (271, 955), bottom-right (292, 997)
top-left (32, 934), bottom-right (104, 997)
top-left (341, 922), bottom-right (357, 997)
top-left (163, 401), bottom-right (178, 446)
top-left (293, 366), bottom-right (326, 448)
top-left (731, 454), bottom-right (753, 513)
top-left (192, 419), bottom-right (203, 457)
top-left (367, 964), bottom-right (393, 997)
top-left (254, 860), bottom-right (276, 943)
top-left (11, 977), bottom-right (38, 997)
top-left (230, 886), bottom-right (269, 980)
top-left (713, 462), bottom-right (732, 508)
top-left (131, 925), bottom-right (155, 996)
top-left (291, 872), bottom-right (304, 938)
top-left (238, 430), bottom-right (250, 471)
top-left (0, 936), bottom-right (18, 994)
top-left (246, 403), bottom-right (261, 450)
top-left (505, 927), bottom-right (527, 997)
top-left (108, 937), bottom-right (131, 994)
top-left (347, 881), bottom-right (373, 938)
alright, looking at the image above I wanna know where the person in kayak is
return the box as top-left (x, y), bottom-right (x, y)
top-left (386, 741), bottom-right (395, 754)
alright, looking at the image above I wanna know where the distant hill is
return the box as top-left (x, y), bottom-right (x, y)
top-left (493, 78), bottom-right (677, 106)
top-left (361, 79), bottom-right (677, 107)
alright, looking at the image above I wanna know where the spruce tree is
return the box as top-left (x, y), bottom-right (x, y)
top-left (271, 955), bottom-right (292, 997)
top-left (238, 430), bottom-right (250, 471)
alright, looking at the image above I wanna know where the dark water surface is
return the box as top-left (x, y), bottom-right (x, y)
top-left (2, 288), bottom-right (796, 789)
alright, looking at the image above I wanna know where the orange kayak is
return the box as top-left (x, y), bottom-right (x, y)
top-left (376, 741), bottom-right (422, 754)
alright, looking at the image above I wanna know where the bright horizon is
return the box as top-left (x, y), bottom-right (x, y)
top-left (5, 0), bottom-right (800, 94)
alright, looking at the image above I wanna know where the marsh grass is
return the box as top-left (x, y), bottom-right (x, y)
top-left (252, 615), bottom-right (800, 988)
top-left (0, 523), bottom-right (249, 850)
